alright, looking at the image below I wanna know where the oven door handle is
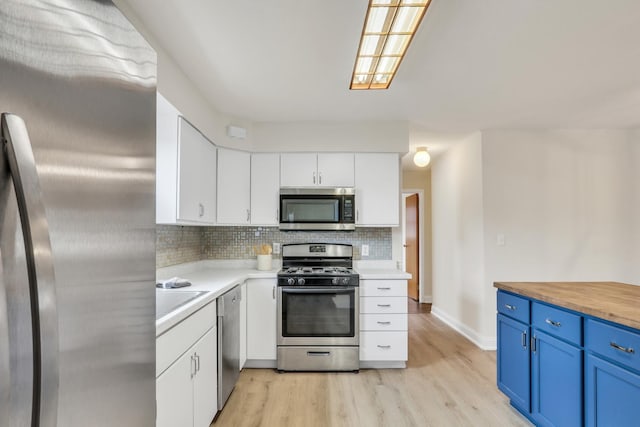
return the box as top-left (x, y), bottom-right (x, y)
top-left (281, 288), bottom-right (355, 294)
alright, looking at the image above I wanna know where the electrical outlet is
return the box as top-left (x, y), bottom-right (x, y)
top-left (361, 244), bottom-right (369, 257)
top-left (273, 242), bottom-right (281, 254)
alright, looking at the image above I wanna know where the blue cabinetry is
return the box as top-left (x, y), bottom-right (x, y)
top-left (497, 314), bottom-right (530, 412)
top-left (496, 289), bottom-right (640, 427)
top-left (532, 330), bottom-right (582, 427)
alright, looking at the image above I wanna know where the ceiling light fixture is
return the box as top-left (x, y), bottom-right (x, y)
top-left (413, 147), bottom-right (431, 167)
top-left (350, 0), bottom-right (432, 90)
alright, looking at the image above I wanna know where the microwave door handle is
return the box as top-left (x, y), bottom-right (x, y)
top-left (2, 113), bottom-right (59, 427)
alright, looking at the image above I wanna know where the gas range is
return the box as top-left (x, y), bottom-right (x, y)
top-left (277, 243), bottom-right (359, 287)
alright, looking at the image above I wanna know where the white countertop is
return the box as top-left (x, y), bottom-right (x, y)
top-left (155, 260), bottom-right (410, 336)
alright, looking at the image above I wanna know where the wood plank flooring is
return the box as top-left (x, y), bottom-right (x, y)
top-left (212, 311), bottom-right (531, 427)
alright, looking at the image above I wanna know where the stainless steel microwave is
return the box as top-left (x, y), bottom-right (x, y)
top-left (279, 188), bottom-right (355, 231)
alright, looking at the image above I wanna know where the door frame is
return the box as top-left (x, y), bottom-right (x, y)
top-left (401, 189), bottom-right (426, 303)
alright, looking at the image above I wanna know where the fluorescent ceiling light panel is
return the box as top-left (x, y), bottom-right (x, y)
top-left (351, 0), bottom-right (431, 90)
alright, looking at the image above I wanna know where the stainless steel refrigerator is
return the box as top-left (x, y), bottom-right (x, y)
top-left (0, 1), bottom-right (157, 426)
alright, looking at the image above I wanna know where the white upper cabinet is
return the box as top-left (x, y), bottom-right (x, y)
top-left (177, 118), bottom-right (217, 224)
top-left (250, 153), bottom-right (280, 225)
top-left (217, 148), bottom-right (251, 224)
top-left (317, 153), bottom-right (355, 187)
top-left (280, 153), bottom-right (354, 187)
top-left (355, 153), bottom-right (400, 226)
top-left (156, 92), bottom-right (216, 225)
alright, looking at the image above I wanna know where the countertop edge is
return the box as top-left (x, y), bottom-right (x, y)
top-left (494, 281), bottom-right (640, 331)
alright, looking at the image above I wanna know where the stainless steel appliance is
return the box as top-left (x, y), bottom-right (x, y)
top-left (217, 285), bottom-right (241, 412)
top-left (0, 1), bottom-right (156, 425)
top-left (277, 243), bottom-right (359, 371)
top-left (279, 187), bottom-right (356, 231)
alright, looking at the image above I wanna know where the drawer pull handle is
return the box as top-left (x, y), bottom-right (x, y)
top-left (545, 318), bottom-right (561, 327)
top-left (610, 342), bottom-right (635, 354)
top-left (377, 304), bottom-right (391, 307)
top-left (377, 287), bottom-right (391, 290)
top-left (307, 351), bottom-right (331, 356)
top-left (377, 345), bottom-right (391, 349)
top-left (504, 304), bottom-right (516, 311)
top-left (377, 321), bottom-right (391, 325)
top-left (521, 331), bottom-right (527, 349)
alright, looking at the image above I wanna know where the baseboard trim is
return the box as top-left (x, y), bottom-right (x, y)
top-left (430, 306), bottom-right (497, 350)
top-left (420, 295), bottom-right (433, 304)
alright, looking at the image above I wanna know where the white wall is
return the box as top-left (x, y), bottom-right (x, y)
top-left (482, 130), bottom-right (640, 336)
top-left (431, 129), bottom-right (640, 349)
top-left (431, 132), bottom-right (489, 347)
top-left (252, 121), bottom-right (409, 153)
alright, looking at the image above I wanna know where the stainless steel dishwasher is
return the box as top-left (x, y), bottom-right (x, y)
top-left (217, 285), bottom-right (241, 412)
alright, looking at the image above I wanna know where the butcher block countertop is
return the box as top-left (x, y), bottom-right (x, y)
top-left (494, 281), bottom-right (640, 331)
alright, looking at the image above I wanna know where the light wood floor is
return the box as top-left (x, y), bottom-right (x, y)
top-left (212, 311), bottom-right (531, 427)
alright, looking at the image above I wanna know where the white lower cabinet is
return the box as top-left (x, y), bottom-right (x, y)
top-left (156, 303), bottom-right (217, 427)
top-left (246, 278), bottom-right (277, 365)
top-left (359, 279), bottom-right (408, 366)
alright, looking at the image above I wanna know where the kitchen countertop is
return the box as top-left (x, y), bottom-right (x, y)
top-left (156, 260), bottom-right (411, 336)
top-left (494, 281), bottom-right (640, 330)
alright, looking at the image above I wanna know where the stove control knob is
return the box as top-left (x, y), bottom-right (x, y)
top-left (332, 277), bottom-right (339, 285)
top-left (297, 278), bottom-right (305, 286)
top-left (342, 277), bottom-right (350, 285)
top-left (287, 278), bottom-right (296, 286)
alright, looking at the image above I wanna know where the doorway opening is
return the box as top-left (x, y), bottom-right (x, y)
top-left (402, 189), bottom-right (430, 313)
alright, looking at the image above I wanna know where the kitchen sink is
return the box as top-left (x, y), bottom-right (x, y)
top-left (156, 289), bottom-right (207, 320)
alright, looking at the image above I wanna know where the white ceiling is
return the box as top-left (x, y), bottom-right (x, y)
top-left (122, 0), bottom-right (640, 135)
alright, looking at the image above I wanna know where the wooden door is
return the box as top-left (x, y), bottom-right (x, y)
top-left (405, 194), bottom-right (419, 300)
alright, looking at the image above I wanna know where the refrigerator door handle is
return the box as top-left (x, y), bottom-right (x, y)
top-left (1, 113), bottom-right (59, 427)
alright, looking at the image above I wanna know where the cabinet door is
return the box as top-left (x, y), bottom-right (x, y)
top-left (177, 117), bottom-right (216, 223)
top-left (156, 350), bottom-right (194, 427)
top-left (354, 153), bottom-right (399, 226)
top-left (497, 314), bottom-right (530, 412)
top-left (280, 153), bottom-right (317, 187)
top-left (156, 93), bottom-right (180, 224)
top-left (317, 153), bottom-right (354, 187)
top-left (246, 279), bottom-right (277, 360)
top-left (217, 148), bottom-right (251, 224)
top-left (586, 353), bottom-right (640, 427)
top-left (532, 330), bottom-right (582, 427)
top-left (250, 153), bottom-right (280, 225)
top-left (193, 327), bottom-right (217, 427)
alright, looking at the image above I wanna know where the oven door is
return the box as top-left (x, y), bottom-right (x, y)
top-left (277, 286), bottom-right (359, 346)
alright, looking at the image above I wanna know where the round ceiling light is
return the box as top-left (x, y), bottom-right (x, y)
top-left (413, 147), bottom-right (431, 167)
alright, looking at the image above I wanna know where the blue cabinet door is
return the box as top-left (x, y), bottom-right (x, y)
top-left (532, 330), bottom-right (583, 427)
top-left (586, 353), bottom-right (640, 427)
top-left (497, 314), bottom-right (530, 412)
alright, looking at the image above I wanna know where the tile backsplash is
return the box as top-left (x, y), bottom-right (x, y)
top-left (157, 225), bottom-right (392, 268)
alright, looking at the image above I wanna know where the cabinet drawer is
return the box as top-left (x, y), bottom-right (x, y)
top-left (497, 291), bottom-right (530, 324)
top-left (586, 319), bottom-right (640, 372)
top-left (157, 302), bottom-right (216, 377)
top-left (360, 296), bottom-right (407, 314)
top-left (360, 313), bottom-right (408, 331)
top-left (360, 331), bottom-right (408, 361)
top-left (532, 302), bottom-right (582, 346)
top-left (360, 280), bottom-right (408, 297)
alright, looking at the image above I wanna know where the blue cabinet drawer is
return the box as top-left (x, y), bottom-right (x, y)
top-left (497, 291), bottom-right (530, 324)
top-left (586, 319), bottom-right (640, 373)
top-left (532, 302), bottom-right (582, 346)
